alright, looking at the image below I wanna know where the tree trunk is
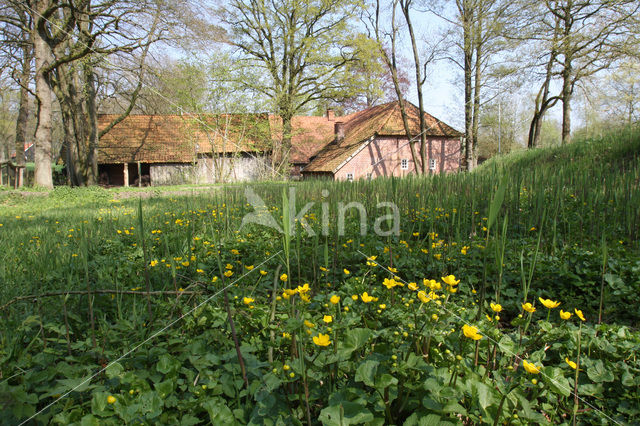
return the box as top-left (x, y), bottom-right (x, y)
top-left (402, 1), bottom-right (427, 175)
top-left (472, 37), bottom-right (481, 170)
top-left (462, 1), bottom-right (474, 171)
top-left (33, 1), bottom-right (54, 189)
top-left (14, 35), bottom-right (32, 187)
top-left (561, 69), bottom-right (572, 144)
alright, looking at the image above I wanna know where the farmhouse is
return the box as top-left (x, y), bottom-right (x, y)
top-left (97, 101), bottom-right (462, 185)
top-left (302, 101), bottom-right (463, 180)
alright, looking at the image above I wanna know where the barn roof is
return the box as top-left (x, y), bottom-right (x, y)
top-left (97, 114), bottom-right (272, 164)
top-left (303, 101), bottom-right (463, 174)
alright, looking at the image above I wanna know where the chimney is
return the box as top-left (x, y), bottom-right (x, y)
top-left (334, 121), bottom-right (345, 141)
top-left (326, 109), bottom-right (335, 121)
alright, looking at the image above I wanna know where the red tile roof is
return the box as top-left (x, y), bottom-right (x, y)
top-left (303, 101), bottom-right (462, 173)
top-left (98, 114), bottom-right (271, 164)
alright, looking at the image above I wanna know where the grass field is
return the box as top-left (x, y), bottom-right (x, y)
top-left (1, 128), bottom-right (639, 425)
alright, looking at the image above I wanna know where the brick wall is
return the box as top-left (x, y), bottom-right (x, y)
top-left (333, 136), bottom-right (461, 181)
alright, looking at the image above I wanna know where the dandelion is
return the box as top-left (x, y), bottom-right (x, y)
top-left (522, 302), bottom-right (536, 313)
top-left (330, 295), bottom-right (340, 304)
top-left (522, 360), bottom-right (541, 374)
top-left (565, 357), bottom-right (577, 369)
top-left (462, 324), bottom-right (482, 340)
top-left (574, 309), bottom-right (586, 321)
top-left (559, 309), bottom-right (572, 320)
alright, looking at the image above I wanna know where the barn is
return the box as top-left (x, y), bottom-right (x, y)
top-left (302, 102), bottom-right (463, 180)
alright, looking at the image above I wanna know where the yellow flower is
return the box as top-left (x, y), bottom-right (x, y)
top-left (565, 357), bottom-right (577, 369)
top-left (231, 249), bottom-right (240, 255)
top-left (280, 273), bottom-right (288, 282)
top-left (304, 320), bottom-right (315, 328)
top-left (447, 286), bottom-right (458, 293)
top-left (225, 263), bottom-right (233, 269)
top-left (433, 254), bottom-right (442, 260)
top-left (224, 270), bottom-right (233, 277)
top-left (522, 360), bottom-right (541, 374)
top-left (107, 395), bottom-right (116, 404)
top-left (417, 291), bottom-right (431, 303)
top-left (522, 302), bottom-right (536, 313)
top-left (383, 278), bottom-right (402, 289)
top-left (211, 276), bottom-right (219, 283)
top-left (245, 265), bottom-right (254, 270)
top-left (260, 270), bottom-right (267, 276)
top-left (538, 297), bottom-right (560, 309)
top-left (462, 324), bottom-right (482, 340)
top-left (282, 332), bottom-right (291, 339)
top-left (313, 333), bottom-right (331, 346)
top-left (574, 309), bottom-right (586, 321)
top-left (330, 295), bottom-right (340, 304)
top-left (343, 269), bottom-right (350, 275)
top-left (361, 292), bottom-right (375, 303)
top-left (243, 297), bottom-right (254, 305)
top-left (181, 261), bottom-right (190, 267)
top-left (407, 282), bottom-right (419, 291)
top-left (388, 266), bottom-right (398, 273)
top-left (431, 314), bottom-right (438, 321)
top-left (442, 275), bottom-right (460, 286)
top-left (490, 302), bottom-right (502, 313)
top-left (283, 364), bottom-right (290, 370)
top-left (559, 309), bottom-right (572, 320)
top-left (150, 260), bottom-right (158, 267)
top-left (323, 315), bottom-right (333, 323)
top-left (351, 294), bottom-right (358, 300)
top-left (319, 266), bottom-right (328, 272)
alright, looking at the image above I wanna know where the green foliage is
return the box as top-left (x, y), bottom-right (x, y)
top-left (0, 129), bottom-right (639, 424)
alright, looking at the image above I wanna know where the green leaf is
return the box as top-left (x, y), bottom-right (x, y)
top-left (318, 401), bottom-right (374, 425)
top-left (355, 360), bottom-right (379, 387)
top-left (542, 367), bottom-right (571, 397)
top-left (487, 174), bottom-right (507, 230)
top-left (474, 382), bottom-right (494, 411)
top-left (338, 328), bottom-right (373, 359)
top-left (587, 360), bottom-right (614, 383)
top-left (202, 398), bottom-right (237, 424)
top-left (105, 362), bottom-right (124, 379)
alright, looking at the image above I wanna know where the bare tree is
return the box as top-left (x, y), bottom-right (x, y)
top-left (218, 0), bottom-right (362, 174)
top-left (544, 0), bottom-right (639, 144)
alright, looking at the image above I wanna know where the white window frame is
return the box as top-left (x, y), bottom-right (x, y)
top-left (346, 172), bottom-right (354, 181)
top-left (429, 159), bottom-right (437, 170)
top-left (401, 158), bottom-right (409, 170)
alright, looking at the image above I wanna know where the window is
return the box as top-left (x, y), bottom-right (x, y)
top-left (429, 159), bottom-right (437, 170)
top-left (401, 158), bottom-right (409, 170)
top-left (346, 173), bottom-right (354, 181)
